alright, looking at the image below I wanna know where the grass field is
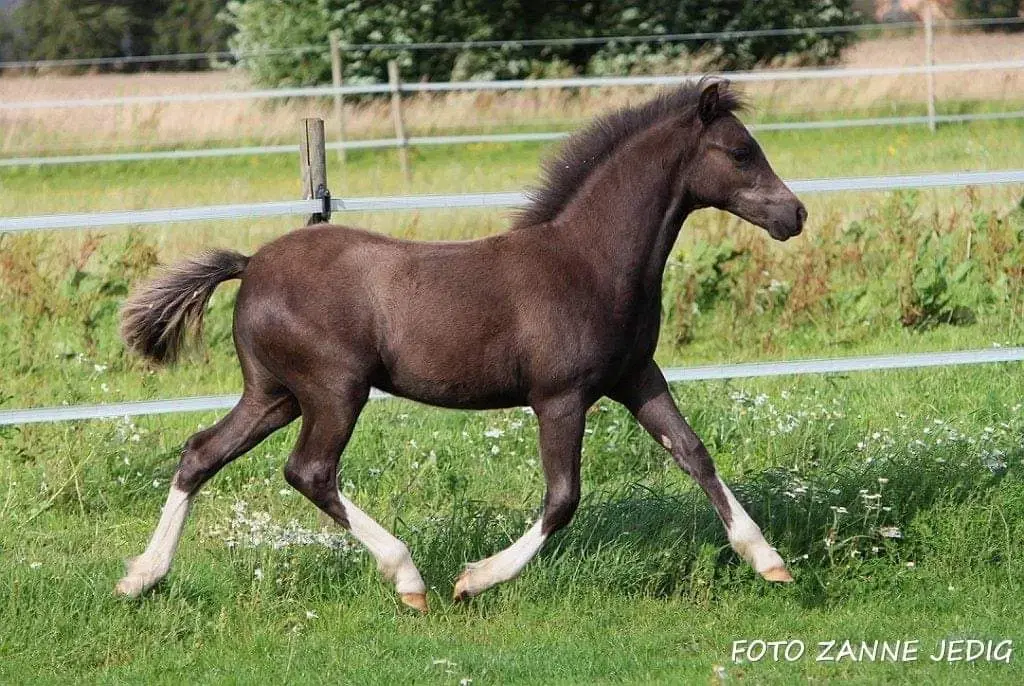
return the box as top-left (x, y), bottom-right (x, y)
top-left (1, 97), bottom-right (1023, 683)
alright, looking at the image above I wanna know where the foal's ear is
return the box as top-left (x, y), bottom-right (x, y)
top-left (698, 81), bottom-right (721, 126)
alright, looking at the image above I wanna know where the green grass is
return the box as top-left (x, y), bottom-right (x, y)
top-left (2, 370), bottom-right (1022, 683)
top-left (2, 115), bottom-right (1023, 683)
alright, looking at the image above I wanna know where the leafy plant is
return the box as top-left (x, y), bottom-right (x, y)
top-left (899, 232), bottom-right (975, 330)
top-left (663, 242), bottom-right (745, 344)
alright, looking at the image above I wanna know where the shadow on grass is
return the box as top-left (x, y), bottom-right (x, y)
top-left (411, 446), bottom-right (1013, 609)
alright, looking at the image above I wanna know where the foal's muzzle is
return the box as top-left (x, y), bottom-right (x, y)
top-left (767, 202), bottom-right (807, 242)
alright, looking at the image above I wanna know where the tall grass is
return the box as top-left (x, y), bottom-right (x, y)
top-left (2, 33), bottom-right (1023, 156)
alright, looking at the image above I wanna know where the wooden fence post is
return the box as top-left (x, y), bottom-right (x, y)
top-left (329, 31), bottom-right (347, 164)
top-left (924, 3), bottom-right (936, 132)
top-left (300, 118), bottom-right (330, 225)
top-left (388, 59), bottom-right (411, 181)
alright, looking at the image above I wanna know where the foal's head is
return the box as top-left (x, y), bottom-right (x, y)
top-left (683, 80), bottom-right (807, 241)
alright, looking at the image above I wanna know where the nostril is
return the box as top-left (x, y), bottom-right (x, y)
top-left (796, 205), bottom-right (808, 226)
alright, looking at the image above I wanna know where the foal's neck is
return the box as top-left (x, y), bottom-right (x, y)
top-left (554, 118), bottom-right (696, 297)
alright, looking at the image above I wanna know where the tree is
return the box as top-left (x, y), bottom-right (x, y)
top-left (4, 0), bottom-right (231, 69)
top-left (12, 0), bottom-right (132, 62)
top-left (151, 0), bottom-right (233, 67)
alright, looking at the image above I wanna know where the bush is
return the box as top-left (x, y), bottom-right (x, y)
top-left (223, 0), bottom-right (860, 87)
top-left (898, 232), bottom-right (975, 330)
top-left (954, 1), bottom-right (1024, 31)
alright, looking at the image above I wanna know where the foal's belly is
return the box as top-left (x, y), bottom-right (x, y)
top-left (372, 362), bottom-right (528, 410)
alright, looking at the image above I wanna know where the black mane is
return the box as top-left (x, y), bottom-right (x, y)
top-left (513, 78), bottom-right (744, 229)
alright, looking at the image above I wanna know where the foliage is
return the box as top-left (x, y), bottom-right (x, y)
top-left (658, 191), bottom-right (1022, 350)
top-left (219, 0), bottom-right (332, 87)
top-left (0, 8), bottom-right (17, 61)
top-left (954, 0), bottom-right (1024, 32)
top-left (898, 232), bottom-right (975, 330)
top-left (224, 0), bottom-right (860, 87)
top-left (663, 242), bottom-right (745, 345)
top-left (149, 0), bottom-right (234, 65)
top-left (3, 0), bottom-right (231, 69)
top-left (8, 0), bottom-right (133, 63)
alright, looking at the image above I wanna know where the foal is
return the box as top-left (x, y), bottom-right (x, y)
top-left (117, 79), bottom-right (805, 612)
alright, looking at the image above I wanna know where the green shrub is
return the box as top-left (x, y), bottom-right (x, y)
top-left (223, 0), bottom-right (860, 87)
top-left (898, 232), bottom-right (975, 330)
top-left (662, 242), bottom-right (745, 345)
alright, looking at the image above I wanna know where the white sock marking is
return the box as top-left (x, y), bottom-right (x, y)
top-left (116, 486), bottom-right (191, 596)
top-left (457, 519), bottom-right (547, 597)
top-left (340, 495), bottom-right (425, 595)
top-left (716, 478), bottom-right (785, 573)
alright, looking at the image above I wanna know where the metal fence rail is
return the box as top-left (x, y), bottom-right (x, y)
top-left (4, 59), bottom-right (1024, 111)
top-left (6, 111), bottom-right (1024, 168)
top-left (3, 348), bottom-right (1022, 426)
top-left (3, 170), bottom-right (1023, 234)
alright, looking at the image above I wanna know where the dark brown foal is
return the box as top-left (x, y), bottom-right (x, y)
top-left (117, 79), bottom-right (805, 611)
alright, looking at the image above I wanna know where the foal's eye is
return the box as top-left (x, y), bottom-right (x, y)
top-left (730, 147), bottom-right (753, 163)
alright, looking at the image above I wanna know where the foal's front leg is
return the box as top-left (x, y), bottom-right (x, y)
top-left (613, 363), bottom-right (792, 582)
top-left (454, 395), bottom-right (586, 600)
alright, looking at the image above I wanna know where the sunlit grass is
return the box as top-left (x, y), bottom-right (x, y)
top-left (1, 102), bottom-right (1023, 684)
top-left (1, 370), bottom-right (1021, 683)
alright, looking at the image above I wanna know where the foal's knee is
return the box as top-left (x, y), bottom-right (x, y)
top-left (283, 457), bottom-right (345, 520)
top-left (541, 484), bottom-right (580, 535)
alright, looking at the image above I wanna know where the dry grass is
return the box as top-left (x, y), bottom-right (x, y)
top-left (0, 32), bottom-right (1022, 156)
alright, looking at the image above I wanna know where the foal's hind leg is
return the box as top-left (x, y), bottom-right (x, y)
top-left (115, 388), bottom-right (299, 597)
top-left (454, 394), bottom-right (586, 600)
top-left (282, 387), bottom-right (428, 613)
top-left (612, 363), bottom-right (791, 581)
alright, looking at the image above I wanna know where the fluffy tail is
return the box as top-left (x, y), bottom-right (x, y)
top-left (120, 249), bottom-right (249, 365)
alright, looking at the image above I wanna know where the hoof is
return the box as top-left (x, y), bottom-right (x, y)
top-left (761, 566), bottom-right (794, 583)
top-left (400, 592), bottom-right (429, 614)
top-left (114, 576), bottom-right (146, 598)
top-left (452, 571), bottom-right (475, 602)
